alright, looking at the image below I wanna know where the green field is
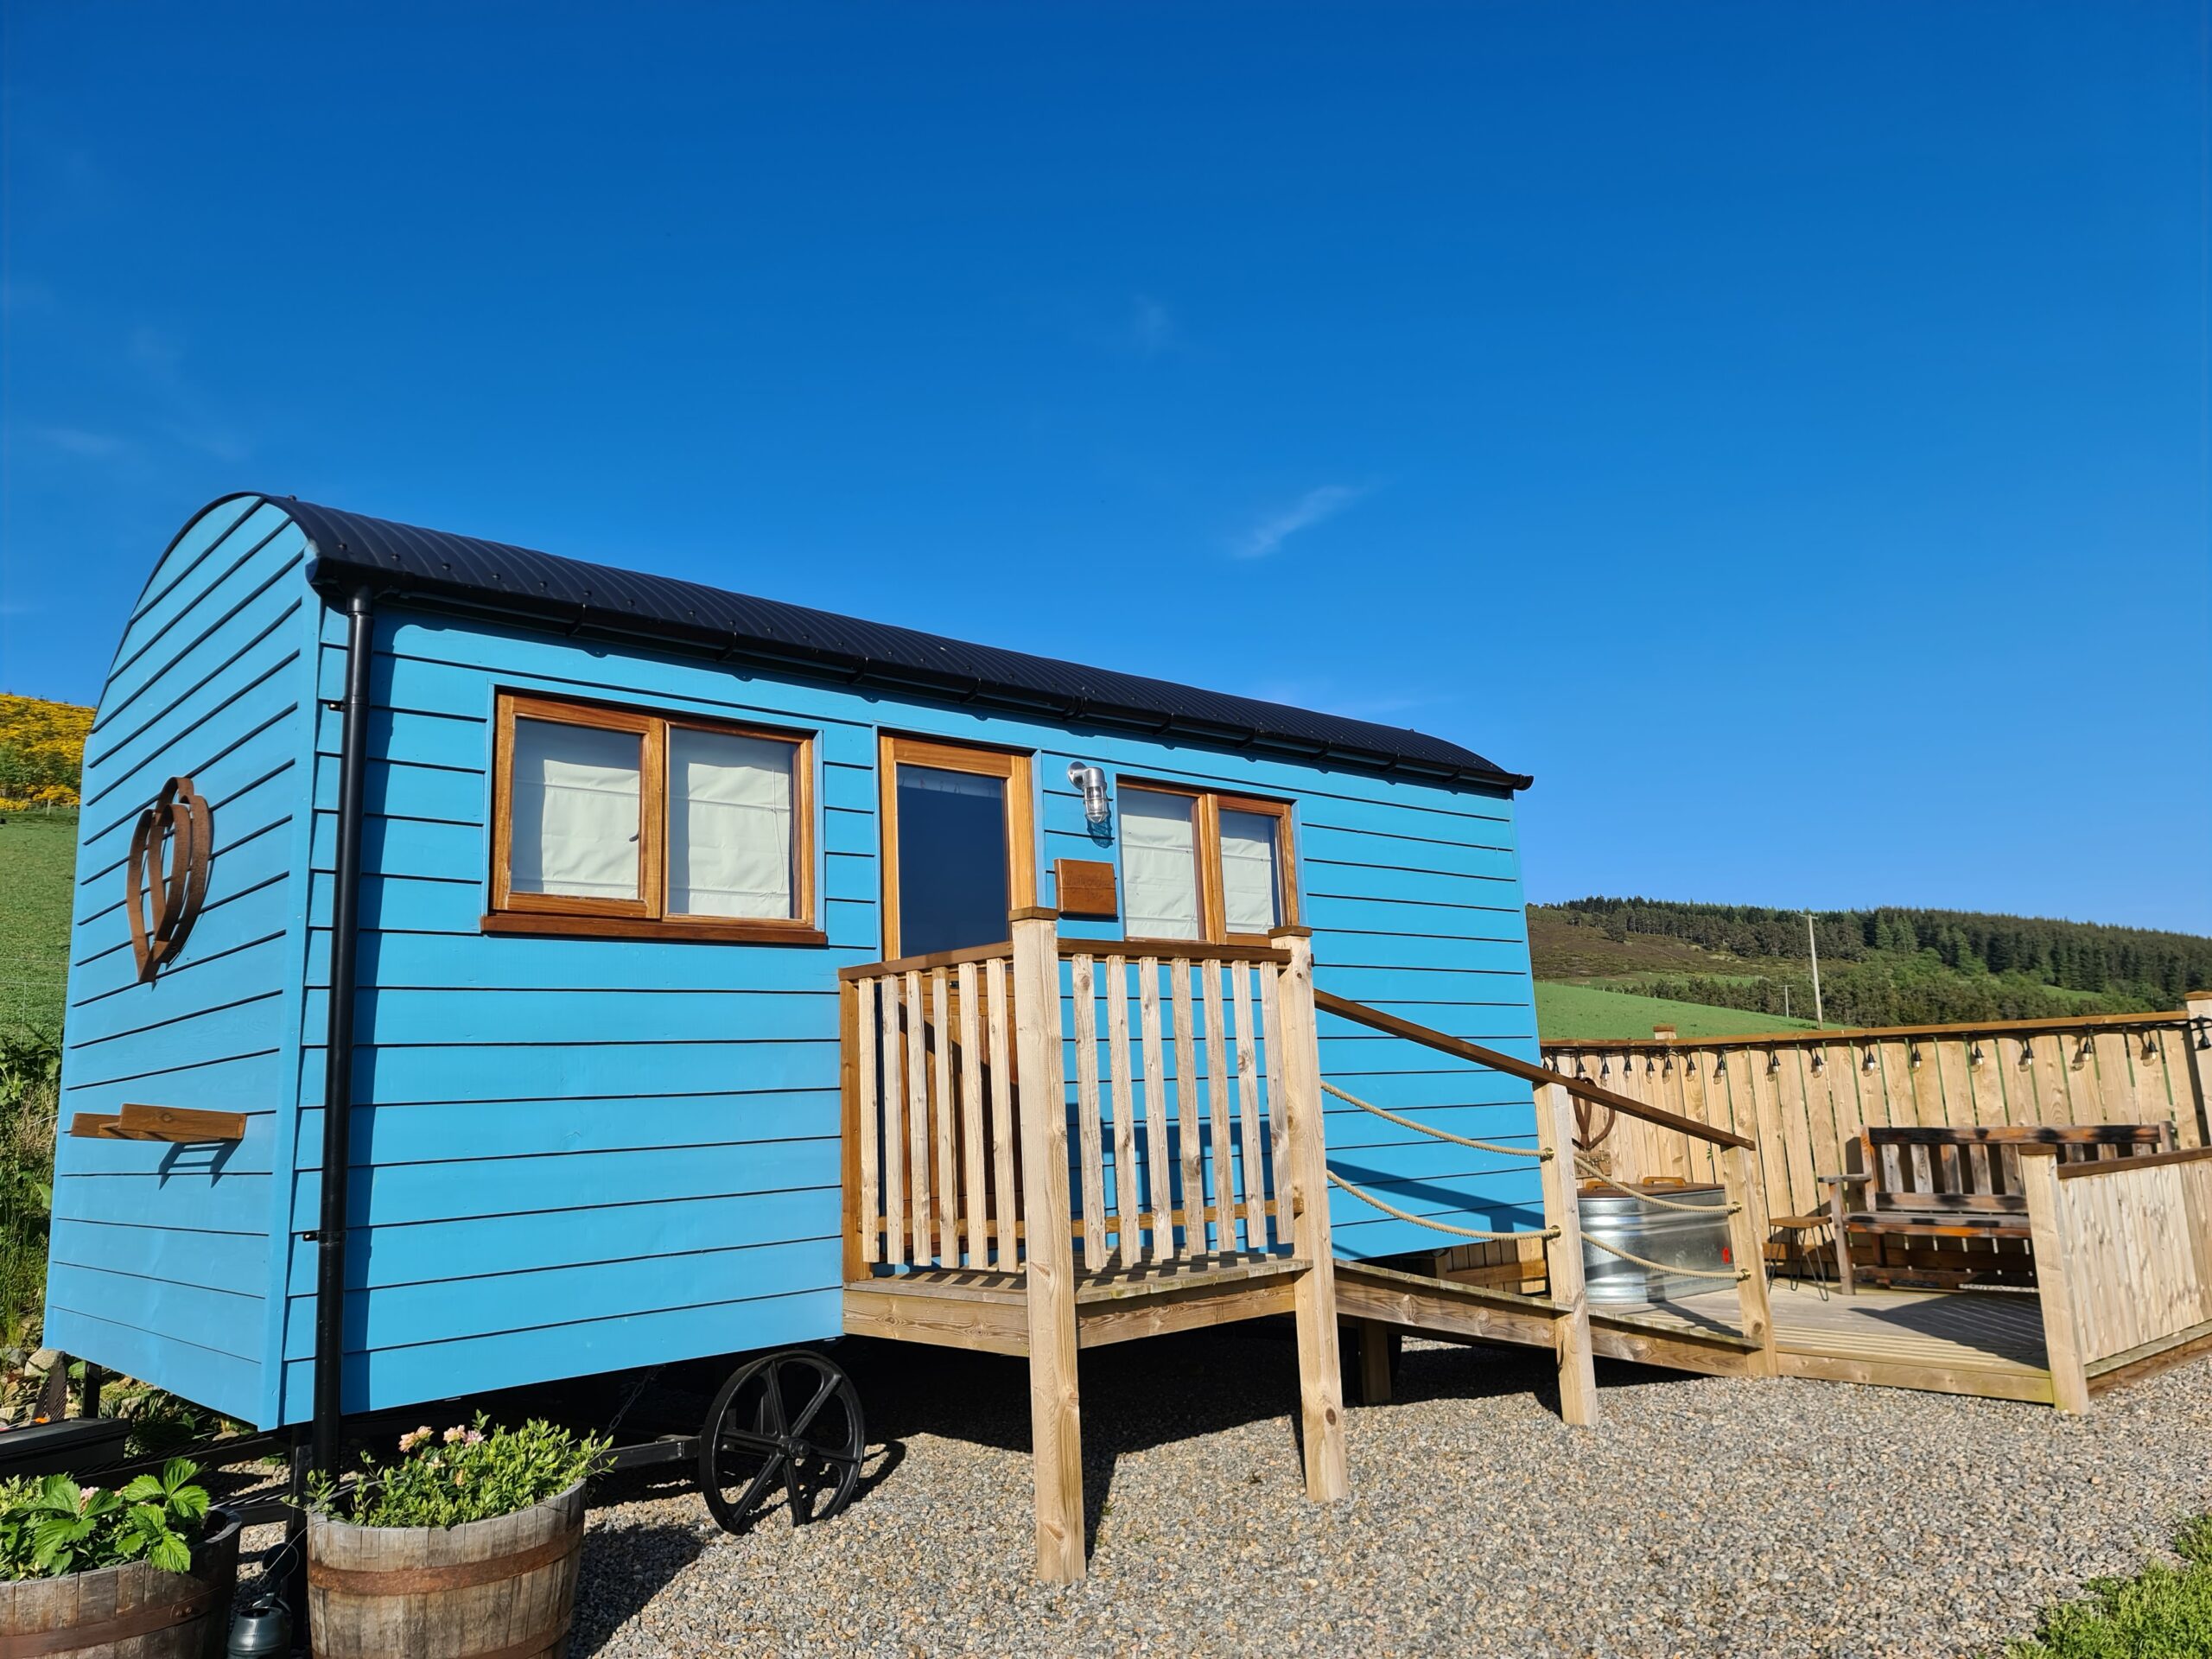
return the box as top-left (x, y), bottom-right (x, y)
top-left (1535, 980), bottom-right (1819, 1041)
top-left (0, 810), bottom-right (76, 1034)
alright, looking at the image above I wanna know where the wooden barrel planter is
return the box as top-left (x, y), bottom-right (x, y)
top-left (307, 1481), bottom-right (586, 1659)
top-left (0, 1510), bottom-right (239, 1658)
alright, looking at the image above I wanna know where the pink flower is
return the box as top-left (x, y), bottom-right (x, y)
top-left (442, 1427), bottom-right (466, 1445)
top-left (463, 1429), bottom-right (484, 1446)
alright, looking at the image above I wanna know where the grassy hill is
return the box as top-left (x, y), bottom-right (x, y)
top-left (0, 697), bottom-right (91, 1036)
top-left (1536, 982), bottom-right (1816, 1041)
top-left (1533, 897), bottom-right (2209, 1032)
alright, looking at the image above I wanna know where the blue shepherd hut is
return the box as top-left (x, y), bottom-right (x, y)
top-left (48, 493), bottom-right (1549, 1576)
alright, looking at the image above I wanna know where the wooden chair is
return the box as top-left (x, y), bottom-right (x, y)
top-left (1819, 1123), bottom-right (2174, 1294)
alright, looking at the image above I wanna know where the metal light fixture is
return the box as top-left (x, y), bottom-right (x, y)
top-left (1810, 1050), bottom-right (1825, 1074)
top-left (2018, 1042), bottom-right (2036, 1069)
top-left (2141, 1034), bottom-right (2159, 1060)
top-left (1862, 1049), bottom-right (1878, 1072)
top-left (1969, 1044), bottom-right (1985, 1067)
top-left (1714, 1058), bottom-right (1727, 1078)
top-left (1909, 1046), bottom-right (1923, 1069)
top-left (2073, 1035), bottom-right (2093, 1066)
top-left (1067, 762), bottom-right (1111, 827)
top-left (1766, 1051), bottom-right (1780, 1075)
top-left (1599, 1058), bottom-right (1611, 1080)
top-left (1645, 1057), bottom-right (1657, 1077)
top-left (2198, 1024), bottom-right (2211, 1052)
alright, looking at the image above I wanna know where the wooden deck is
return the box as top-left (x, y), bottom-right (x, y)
top-left (1615, 1281), bottom-right (2056, 1402)
top-left (844, 1251), bottom-right (1312, 1357)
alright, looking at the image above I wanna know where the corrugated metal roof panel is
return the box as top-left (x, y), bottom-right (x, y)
top-left (262, 493), bottom-right (1529, 789)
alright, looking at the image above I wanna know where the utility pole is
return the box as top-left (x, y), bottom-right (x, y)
top-left (1806, 911), bottom-right (1824, 1026)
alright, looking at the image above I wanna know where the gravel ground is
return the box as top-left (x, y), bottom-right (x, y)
top-left (567, 1323), bottom-right (2212, 1659)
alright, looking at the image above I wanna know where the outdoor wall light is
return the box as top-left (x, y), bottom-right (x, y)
top-left (2073, 1036), bottom-right (2094, 1066)
top-left (1909, 1046), bottom-right (1923, 1069)
top-left (1067, 762), bottom-right (1111, 827)
top-left (1714, 1058), bottom-right (1728, 1079)
top-left (2141, 1034), bottom-right (2159, 1060)
top-left (1810, 1051), bottom-right (1825, 1074)
top-left (1766, 1051), bottom-right (1780, 1074)
top-left (2018, 1043), bottom-right (2037, 1068)
top-left (1862, 1049), bottom-right (1878, 1071)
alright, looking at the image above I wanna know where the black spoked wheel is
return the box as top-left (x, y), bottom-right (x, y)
top-left (698, 1348), bottom-right (866, 1535)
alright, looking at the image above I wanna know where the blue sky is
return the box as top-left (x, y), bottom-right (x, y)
top-left (4, 3), bottom-right (2205, 931)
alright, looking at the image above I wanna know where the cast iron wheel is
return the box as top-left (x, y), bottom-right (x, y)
top-left (698, 1348), bottom-right (866, 1535)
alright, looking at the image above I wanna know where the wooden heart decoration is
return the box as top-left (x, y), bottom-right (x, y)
top-left (125, 776), bottom-right (213, 982)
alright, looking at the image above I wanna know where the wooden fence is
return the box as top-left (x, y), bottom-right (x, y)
top-left (1542, 995), bottom-right (2212, 1230)
top-left (2022, 1145), bottom-right (2212, 1411)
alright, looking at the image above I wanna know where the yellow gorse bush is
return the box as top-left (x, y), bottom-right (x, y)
top-left (0, 697), bottom-right (92, 811)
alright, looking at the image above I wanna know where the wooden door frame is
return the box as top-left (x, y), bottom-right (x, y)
top-left (877, 734), bottom-right (1037, 959)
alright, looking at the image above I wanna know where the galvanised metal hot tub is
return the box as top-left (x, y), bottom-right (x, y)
top-left (1580, 1181), bottom-right (1732, 1304)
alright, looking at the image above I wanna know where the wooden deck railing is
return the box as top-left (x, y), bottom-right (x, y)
top-left (2020, 1144), bottom-right (2212, 1412)
top-left (1543, 999), bottom-right (2212, 1233)
top-left (840, 922), bottom-right (1317, 1276)
top-left (839, 912), bottom-right (1348, 1579)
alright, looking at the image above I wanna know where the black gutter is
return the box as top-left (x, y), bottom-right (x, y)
top-left (311, 584), bottom-right (375, 1477)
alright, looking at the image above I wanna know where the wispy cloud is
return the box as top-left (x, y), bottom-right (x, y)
top-left (1231, 484), bottom-right (1363, 560)
top-left (1130, 295), bottom-right (1174, 356)
top-left (23, 425), bottom-right (131, 460)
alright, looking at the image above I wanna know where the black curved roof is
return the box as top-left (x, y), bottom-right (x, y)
top-left (270, 493), bottom-right (1530, 791)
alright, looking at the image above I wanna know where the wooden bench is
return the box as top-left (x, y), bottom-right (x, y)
top-left (1820, 1124), bottom-right (2174, 1293)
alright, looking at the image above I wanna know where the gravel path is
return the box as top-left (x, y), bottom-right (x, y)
top-left (573, 1325), bottom-right (2212, 1658)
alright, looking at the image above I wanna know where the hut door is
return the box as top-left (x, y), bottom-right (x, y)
top-left (878, 736), bottom-right (1036, 959)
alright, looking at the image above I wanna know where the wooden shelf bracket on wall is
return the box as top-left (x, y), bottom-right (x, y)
top-left (68, 1103), bottom-right (247, 1143)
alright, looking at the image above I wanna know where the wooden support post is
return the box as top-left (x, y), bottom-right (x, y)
top-left (1534, 1083), bottom-right (1598, 1426)
top-left (1009, 908), bottom-right (1085, 1582)
top-left (2019, 1146), bottom-right (2089, 1413)
top-left (1721, 1143), bottom-right (1778, 1376)
top-left (1270, 928), bottom-right (1350, 1503)
top-left (1355, 1319), bottom-right (1395, 1406)
top-left (2185, 994), bottom-right (2212, 1150)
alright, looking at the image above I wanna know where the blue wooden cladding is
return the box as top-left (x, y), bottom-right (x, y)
top-left (49, 494), bottom-right (1541, 1430)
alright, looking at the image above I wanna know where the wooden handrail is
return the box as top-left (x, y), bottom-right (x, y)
top-left (1312, 988), bottom-right (1755, 1152)
top-left (1545, 1007), bottom-right (2203, 1051)
top-left (837, 941), bottom-right (1017, 982)
top-left (1057, 938), bottom-right (1292, 966)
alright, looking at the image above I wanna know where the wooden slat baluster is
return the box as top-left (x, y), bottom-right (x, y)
top-left (1138, 957), bottom-right (1171, 1263)
top-left (988, 956), bottom-right (1019, 1267)
top-left (931, 967), bottom-right (956, 1268)
top-left (855, 978), bottom-right (880, 1266)
top-left (1071, 953), bottom-right (1106, 1272)
top-left (1232, 961), bottom-right (1264, 1253)
top-left (905, 969), bottom-right (931, 1265)
top-left (1170, 959), bottom-right (1203, 1260)
top-left (880, 972), bottom-right (906, 1268)
top-left (1106, 956), bottom-right (1138, 1265)
top-left (957, 961), bottom-right (986, 1269)
top-left (1203, 961), bottom-right (1234, 1253)
top-left (1262, 969), bottom-right (1289, 1249)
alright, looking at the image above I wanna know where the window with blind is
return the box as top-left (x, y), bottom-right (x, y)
top-left (1116, 783), bottom-right (1295, 945)
top-left (486, 691), bottom-right (821, 943)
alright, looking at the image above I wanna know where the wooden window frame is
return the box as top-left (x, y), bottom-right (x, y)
top-left (1116, 780), bottom-right (1299, 948)
top-left (485, 690), bottom-right (823, 944)
top-left (877, 734), bottom-right (1036, 960)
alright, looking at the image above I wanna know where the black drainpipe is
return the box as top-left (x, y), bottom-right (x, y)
top-left (311, 583), bottom-right (376, 1477)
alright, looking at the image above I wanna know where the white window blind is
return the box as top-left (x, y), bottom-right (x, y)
top-left (510, 719), bottom-right (642, 899)
top-left (669, 728), bottom-right (798, 918)
top-left (1219, 810), bottom-right (1281, 935)
top-left (1121, 788), bottom-right (1201, 938)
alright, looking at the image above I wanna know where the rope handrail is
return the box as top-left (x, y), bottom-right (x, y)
top-left (1573, 1159), bottom-right (1742, 1215)
top-left (1325, 1170), bottom-right (1558, 1243)
top-left (1321, 1081), bottom-right (1550, 1160)
top-left (1580, 1231), bottom-right (1749, 1281)
top-left (1311, 988), bottom-right (1756, 1152)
